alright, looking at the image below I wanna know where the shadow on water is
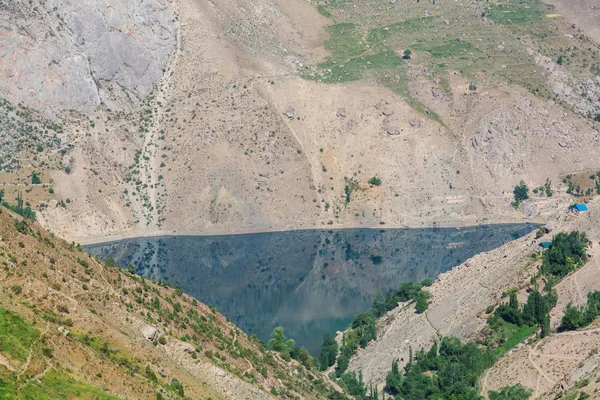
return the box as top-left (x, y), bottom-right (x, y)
top-left (85, 223), bottom-right (537, 354)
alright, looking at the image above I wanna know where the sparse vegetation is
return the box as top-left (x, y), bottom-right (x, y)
top-left (344, 177), bottom-right (359, 204)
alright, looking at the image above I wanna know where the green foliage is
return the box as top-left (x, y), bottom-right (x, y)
top-left (415, 290), bottom-right (432, 313)
top-left (169, 378), bottom-right (184, 396)
top-left (544, 178), bottom-right (553, 197)
top-left (373, 279), bottom-right (433, 316)
top-left (4, 369), bottom-right (122, 399)
top-left (535, 227), bottom-right (547, 239)
top-left (513, 180), bottom-right (529, 206)
top-left (31, 171), bottom-right (41, 185)
top-left (73, 333), bottom-right (141, 375)
top-left (145, 365), bottom-right (158, 383)
top-left (337, 370), bottom-right (378, 400)
top-left (14, 219), bottom-right (30, 234)
top-left (541, 231), bottom-right (588, 278)
top-left (0, 307), bottom-right (40, 362)
top-left (560, 291), bottom-right (600, 331)
top-left (267, 326), bottom-right (312, 367)
top-left (485, 1), bottom-right (545, 25)
top-left (493, 287), bottom-right (554, 343)
top-left (349, 312), bottom-right (377, 348)
top-left (494, 323), bottom-right (538, 357)
top-left (384, 336), bottom-right (496, 399)
top-left (557, 55), bottom-right (564, 65)
top-left (319, 332), bottom-right (338, 371)
top-left (344, 178), bottom-right (359, 204)
top-left (485, 232), bottom-right (585, 350)
top-left (489, 384), bottom-right (533, 399)
top-left (334, 312), bottom-right (377, 376)
top-left (367, 176), bottom-right (381, 186)
top-left (267, 326), bottom-right (295, 360)
top-left (3, 192), bottom-right (36, 220)
top-left (412, 39), bottom-right (478, 58)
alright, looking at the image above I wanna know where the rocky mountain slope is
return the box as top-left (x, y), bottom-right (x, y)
top-left (0, 207), bottom-right (340, 399)
top-left (0, 0), bottom-right (598, 243)
top-left (0, 0), bottom-right (175, 114)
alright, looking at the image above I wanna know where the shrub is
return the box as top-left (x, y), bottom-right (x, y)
top-left (415, 290), bottom-right (431, 313)
top-left (11, 285), bottom-right (22, 295)
top-left (42, 346), bottom-right (53, 358)
top-left (169, 378), bottom-right (184, 396)
top-left (512, 180), bottom-right (529, 206)
top-left (368, 176), bottom-right (382, 186)
top-left (145, 365), bottom-right (158, 383)
top-left (158, 335), bottom-right (166, 345)
top-left (31, 171), bottom-right (41, 185)
top-left (14, 220), bottom-right (29, 234)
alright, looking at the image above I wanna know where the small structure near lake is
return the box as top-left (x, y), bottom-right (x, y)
top-left (573, 203), bottom-right (589, 213)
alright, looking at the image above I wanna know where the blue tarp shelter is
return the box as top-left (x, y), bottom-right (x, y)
top-left (574, 204), bottom-right (589, 212)
top-left (540, 241), bottom-right (552, 249)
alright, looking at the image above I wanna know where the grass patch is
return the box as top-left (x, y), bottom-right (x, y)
top-left (486, 1), bottom-right (546, 25)
top-left (412, 39), bottom-right (479, 59)
top-left (72, 333), bottom-right (141, 375)
top-left (324, 23), bottom-right (365, 60)
top-left (1, 369), bottom-right (122, 399)
top-left (493, 322), bottom-right (537, 356)
top-left (0, 308), bottom-right (40, 362)
top-left (367, 16), bottom-right (436, 43)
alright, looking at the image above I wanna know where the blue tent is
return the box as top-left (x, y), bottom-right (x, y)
top-left (574, 204), bottom-right (589, 212)
top-left (540, 241), bottom-right (552, 249)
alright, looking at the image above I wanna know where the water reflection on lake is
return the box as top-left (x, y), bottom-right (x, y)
top-left (85, 224), bottom-right (536, 354)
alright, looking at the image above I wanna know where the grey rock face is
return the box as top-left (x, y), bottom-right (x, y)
top-left (0, 0), bottom-right (176, 114)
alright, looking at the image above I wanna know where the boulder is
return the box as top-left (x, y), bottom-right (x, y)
top-left (141, 325), bottom-right (158, 341)
top-left (181, 342), bottom-right (195, 353)
top-left (57, 326), bottom-right (70, 337)
top-left (284, 106), bottom-right (295, 119)
top-left (386, 126), bottom-right (400, 136)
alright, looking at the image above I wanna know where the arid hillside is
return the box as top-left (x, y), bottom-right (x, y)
top-left (0, 0), bottom-right (598, 243)
top-left (0, 207), bottom-right (340, 399)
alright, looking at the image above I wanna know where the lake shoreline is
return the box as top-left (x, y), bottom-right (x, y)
top-left (78, 216), bottom-right (540, 246)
